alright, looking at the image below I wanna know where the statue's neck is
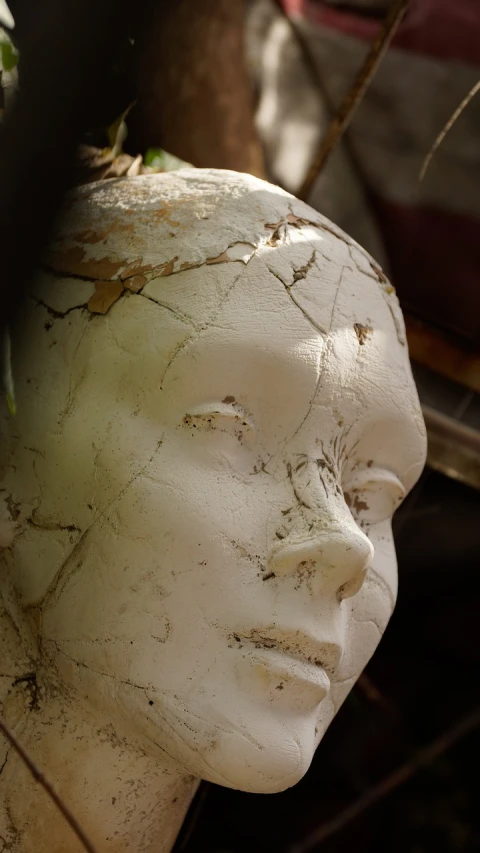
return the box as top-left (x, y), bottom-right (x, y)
top-left (0, 599), bottom-right (198, 853)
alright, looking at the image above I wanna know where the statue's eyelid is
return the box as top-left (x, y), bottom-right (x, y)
top-left (342, 468), bottom-right (406, 523)
top-left (182, 403), bottom-right (256, 435)
top-left (343, 467), bottom-right (405, 496)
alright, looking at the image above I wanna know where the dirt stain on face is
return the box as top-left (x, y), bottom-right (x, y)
top-left (353, 323), bottom-right (373, 345)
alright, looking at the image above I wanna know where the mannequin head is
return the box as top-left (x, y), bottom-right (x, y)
top-left (1, 170), bottom-right (426, 794)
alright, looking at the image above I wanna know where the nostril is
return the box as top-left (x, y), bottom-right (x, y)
top-left (337, 566), bottom-right (369, 601)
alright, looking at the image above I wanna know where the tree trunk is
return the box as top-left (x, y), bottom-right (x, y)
top-left (130, 0), bottom-right (264, 177)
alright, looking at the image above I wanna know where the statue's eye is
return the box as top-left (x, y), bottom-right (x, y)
top-left (182, 403), bottom-right (256, 446)
top-left (343, 468), bottom-right (405, 525)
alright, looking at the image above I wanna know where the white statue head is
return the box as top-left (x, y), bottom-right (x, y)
top-left (1, 170), bottom-right (426, 795)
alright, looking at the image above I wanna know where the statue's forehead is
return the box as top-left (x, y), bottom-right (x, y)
top-left (154, 262), bottom-right (419, 452)
top-left (44, 169), bottom-right (421, 459)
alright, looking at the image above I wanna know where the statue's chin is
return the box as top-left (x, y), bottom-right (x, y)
top-left (147, 696), bottom-right (317, 794)
top-left (194, 732), bottom-right (314, 794)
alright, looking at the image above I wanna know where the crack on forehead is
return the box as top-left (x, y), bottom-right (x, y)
top-left (275, 265), bottom-right (346, 459)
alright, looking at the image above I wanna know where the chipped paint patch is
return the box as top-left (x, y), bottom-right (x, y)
top-left (88, 281), bottom-right (124, 314)
top-left (46, 246), bottom-right (124, 281)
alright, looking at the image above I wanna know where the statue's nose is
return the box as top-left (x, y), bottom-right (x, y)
top-left (268, 523), bottom-right (374, 599)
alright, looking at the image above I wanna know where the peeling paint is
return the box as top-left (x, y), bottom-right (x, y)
top-left (87, 280), bottom-right (124, 314)
top-left (46, 246), bottom-right (124, 281)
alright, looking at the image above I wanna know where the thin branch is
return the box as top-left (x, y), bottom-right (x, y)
top-left (0, 713), bottom-right (98, 853)
top-left (289, 706), bottom-right (480, 853)
top-left (272, 0), bottom-right (328, 98)
top-left (298, 0), bottom-right (409, 201)
top-left (419, 80), bottom-right (480, 181)
top-left (355, 673), bottom-right (401, 722)
top-left (271, 0), bottom-right (376, 205)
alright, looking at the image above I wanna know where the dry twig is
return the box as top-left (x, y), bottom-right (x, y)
top-left (272, 0), bottom-right (327, 96)
top-left (356, 673), bottom-right (401, 722)
top-left (0, 713), bottom-right (98, 853)
top-left (289, 706), bottom-right (480, 853)
top-left (419, 80), bottom-right (480, 181)
top-left (298, 0), bottom-right (409, 201)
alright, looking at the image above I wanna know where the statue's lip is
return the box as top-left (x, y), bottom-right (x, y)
top-left (231, 629), bottom-right (343, 675)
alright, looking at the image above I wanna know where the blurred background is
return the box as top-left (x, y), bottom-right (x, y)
top-left (1, 0), bottom-right (479, 850)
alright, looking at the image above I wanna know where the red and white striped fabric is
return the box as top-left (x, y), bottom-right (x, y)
top-left (250, 0), bottom-right (480, 342)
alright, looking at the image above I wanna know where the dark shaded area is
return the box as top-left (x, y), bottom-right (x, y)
top-left (371, 195), bottom-right (480, 346)
top-left (177, 469), bottom-right (480, 853)
top-left (0, 0), bottom-right (262, 336)
top-left (0, 0), bottom-right (157, 330)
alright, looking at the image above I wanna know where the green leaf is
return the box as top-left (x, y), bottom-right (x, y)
top-left (144, 148), bottom-right (191, 172)
top-left (106, 103), bottom-right (134, 156)
top-left (0, 37), bottom-right (18, 71)
top-left (5, 391), bottom-right (16, 416)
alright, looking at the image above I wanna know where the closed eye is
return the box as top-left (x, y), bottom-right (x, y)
top-left (182, 403), bottom-right (256, 445)
top-left (343, 467), bottom-right (405, 525)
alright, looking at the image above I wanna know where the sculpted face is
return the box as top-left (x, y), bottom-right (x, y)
top-left (4, 171), bottom-right (426, 794)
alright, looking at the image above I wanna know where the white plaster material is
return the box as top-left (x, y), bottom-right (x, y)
top-left (0, 169), bottom-right (426, 851)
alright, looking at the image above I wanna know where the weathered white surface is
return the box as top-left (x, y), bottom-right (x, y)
top-left (0, 169), bottom-right (426, 851)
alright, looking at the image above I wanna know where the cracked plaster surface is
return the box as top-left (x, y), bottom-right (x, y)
top-left (0, 169), bottom-right (427, 850)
